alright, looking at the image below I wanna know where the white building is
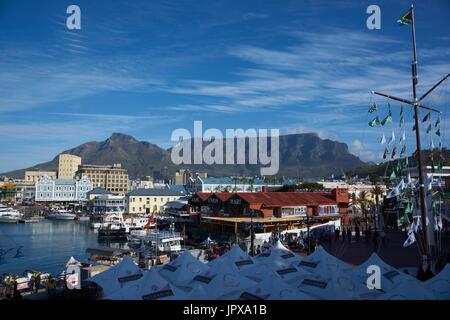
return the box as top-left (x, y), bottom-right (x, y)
top-left (35, 176), bottom-right (92, 202)
top-left (92, 194), bottom-right (127, 213)
top-left (185, 176), bottom-right (285, 193)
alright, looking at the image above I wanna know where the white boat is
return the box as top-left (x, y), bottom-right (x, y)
top-left (47, 209), bottom-right (76, 220)
top-left (127, 228), bottom-right (183, 253)
top-left (91, 212), bottom-right (154, 230)
top-left (0, 205), bottom-right (23, 223)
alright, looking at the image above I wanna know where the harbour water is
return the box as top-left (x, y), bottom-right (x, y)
top-left (0, 220), bottom-right (129, 276)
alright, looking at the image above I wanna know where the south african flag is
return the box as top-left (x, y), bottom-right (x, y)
top-left (397, 8), bottom-right (412, 26)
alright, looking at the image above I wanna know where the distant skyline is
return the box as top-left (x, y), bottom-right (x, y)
top-left (0, 0), bottom-right (449, 172)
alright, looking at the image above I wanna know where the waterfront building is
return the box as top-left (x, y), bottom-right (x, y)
top-left (185, 176), bottom-right (284, 194)
top-left (13, 180), bottom-right (36, 204)
top-left (0, 181), bottom-right (16, 202)
top-left (92, 194), bottom-right (127, 213)
top-left (76, 163), bottom-right (128, 196)
top-left (24, 170), bottom-right (57, 182)
top-left (128, 179), bottom-right (153, 191)
top-left (188, 188), bottom-right (348, 237)
top-left (127, 188), bottom-right (184, 214)
top-left (58, 154), bottom-right (82, 179)
top-left (35, 177), bottom-right (92, 202)
top-left (86, 188), bottom-right (112, 201)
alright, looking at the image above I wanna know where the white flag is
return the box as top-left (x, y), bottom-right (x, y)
top-left (400, 131), bottom-right (406, 142)
top-left (389, 131), bottom-right (396, 145)
top-left (380, 133), bottom-right (386, 144)
top-left (430, 139), bottom-right (435, 149)
top-left (406, 173), bottom-right (412, 187)
top-left (403, 225), bottom-right (416, 247)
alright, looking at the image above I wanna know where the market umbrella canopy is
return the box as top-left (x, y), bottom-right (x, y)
top-left (298, 245), bottom-right (354, 275)
top-left (86, 255), bottom-right (143, 297)
top-left (230, 273), bottom-right (314, 300)
top-left (347, 252), bottom-right (418, 294)
top-left (190, 262), bottom-right (256, 300)
top-left (159, 250), bottom-right (209, 290)
top-left (255, 240), bottom-right (302, 266)
top-left (208, 244), bottom-right (256, 271)
top-left (375, 278), bottom-right (435, 300)
top-left (423, 263), bottom-right (450, 299)
top-left (104, 268), bottom-right (187, 300)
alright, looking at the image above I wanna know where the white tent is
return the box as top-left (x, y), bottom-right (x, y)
top-left (347, 252), bottom-right (419, 294)
top-left (191, 262), bottom-right (256, 300)
top-left (66, 256), bottom-right (81, 267)
top-left (376, 278), bottom-right (435, 300)
top-left (241, 259), bottom-right (292, 282)
top-left (230, 273), bottom-right (314, 300)
top-left (208, 244), bottom-right (256, 271)
top-left (298, 245), bottom-right (354, 275)
top-left (159, 250), bottom-right (209, 290)
top-left (104, 268), bottom-right (187, 300)
top-left (186, 284), bottom-right (211, 300)
top-left (255, 240), bottom-right (302, 265)
top-left (86, 255), bottom-right (143, 297)
top-left (423, 263), bottom-right (450, 299)
top-left (200, 237), bottom-right (217, 246)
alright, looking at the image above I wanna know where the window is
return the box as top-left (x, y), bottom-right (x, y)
top-left (319, 205), bottom-right (338, 215)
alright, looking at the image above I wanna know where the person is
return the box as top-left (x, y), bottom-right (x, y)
top-left (355, 225), bottom-right (360, 242)
top-left (347, 228), bottom-right (352, 243)
top-left (47, 276), bottom-right (56, 299)
top-left (34, 273), bottom-right (41, 293)
top-left (335, 228), bottom-right (340, 241)
top-left (13, 281), bottom-right (21, 300)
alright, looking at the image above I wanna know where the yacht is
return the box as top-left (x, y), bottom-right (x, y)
top-left (0, 205), bottom-right (23, 223)
top-left (47, 208), bottom-right (77, 220)
top-left (127, 227), bottom-right (183, 253)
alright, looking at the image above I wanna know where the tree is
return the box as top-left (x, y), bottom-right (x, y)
top-left (298, 182), bottom-right (324, 190)
top-left (371, 185), bottom-right (384, 230)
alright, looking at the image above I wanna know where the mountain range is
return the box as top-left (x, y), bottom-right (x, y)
top-left (2, 132), bottom-right (368, 179)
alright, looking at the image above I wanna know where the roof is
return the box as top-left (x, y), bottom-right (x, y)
top-left (168, 184), bottom-right (187, 194)
top-left (87, 188), bottom-right (112, 196)
top-left (230, 192), bottom-right (336, 207)
top-left (127, 188), bottom-right (183, 197)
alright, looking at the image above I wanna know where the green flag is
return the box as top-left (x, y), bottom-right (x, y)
top-left (391, 147), bottom-right (397, 159)
top-left (426, 124), bottom-right (432, 133)
top-left (400, 144), bottom-right (406, 155)
top-left (381, 115), bottom-right (392, 126)
top-left (397, 8), bottom-right (412, 25)
top-left (436, 129), bottom-right (441, 136)
top-left (369, 116), bottom-right (380, 127)
top-left (390, 170), bottom-right (396, 181)
top-left (435, 118), bottom-right (440, 127)
top-left (400, 105), bottom-right (404, 116)
top-left (368, 102), bottom-right (377, 113)
top-left (399, 116), bottom-right (404, 126)
top-left (422, 112), bottom-right (431, 122)
top-left (383, 148), bottom-right (389, 159)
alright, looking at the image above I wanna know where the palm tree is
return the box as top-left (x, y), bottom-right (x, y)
top-left (232, 177), bottom-right (239, 192)
top-left (358, 191), bottom-right (369, 232)
top-left (248, 178), bottom-right (254, 192)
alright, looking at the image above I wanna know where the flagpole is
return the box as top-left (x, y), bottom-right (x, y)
top-left (410, 4), bottom-right (431, 261)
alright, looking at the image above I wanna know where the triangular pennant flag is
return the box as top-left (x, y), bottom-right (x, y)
top-left (380, 133), bottom-right (386, 144)
top-left (388, 131), bottom-right (395, 145)
top-left (391, 147), bottom-right (397, 159)
top-left (412, 124), bottom-right (416, 131)
top-left (368, 102), bottom-right (377, 113)
top-left (422, 112), bottom-right (431, 122)
top-left (383, 148), bottom-right (389, 159)
top-left (399, 116), bottom-right (404, 126)
top-left (400, 105), bottom-right (404, 116)
top-left (436, 129), bottom-right (441, 136)
top-left (397, 8), bottom-right (412, 26)
top-left (435, 118), bottom-right (440, 127)
top-left (369, 116), bottom-right (380, 127)
top-left (400, 130), bottom-right (406, 142)
top-left (388, 102), bottom-right (392, 114)
top-left (403, 227), bottom-right (416, 247)
top-left (381, 115), bottom-right (393, 126)
top-left (389, 170), bottom-right (396, 181)
top-left (400, 144), bottom-right (406, 155)
top-left (430, 139), bottom-right (435, 149)
top-left (426, 124), bottom-right (432, 133)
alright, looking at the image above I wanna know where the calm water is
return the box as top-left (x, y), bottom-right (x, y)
top-left (0, 220), bottom-right (129, 276)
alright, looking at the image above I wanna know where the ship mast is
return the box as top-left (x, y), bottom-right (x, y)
top-left (371, 4), bottom-right (448, 267)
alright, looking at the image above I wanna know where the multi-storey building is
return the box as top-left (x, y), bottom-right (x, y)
top-left (76, 163), bottom-right (129, 196)
top-left (35, 177), bottom-right (92, 202)
top-left (127, 188), bottom-right (184, 214)
top-left (25, 170), bottom-right (57, 183)
top-left (58, 154), bottom-right (82, 179)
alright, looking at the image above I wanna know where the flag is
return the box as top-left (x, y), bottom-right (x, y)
top-left (430, 139), bottom-right (435, 149)
top-left (400, 105), bottom-right (404, 116)
top-left (368, 102), bottom-right (377, 113)
top-left (397, 8), bottom-right (412, 26)
top-left (400, 144), bottom-right (406, 155)
top-left (406, 173), bottom-right (412, 186)
top-left (422, 112), bottom-right (431, 122)
top-left (389, 170), bottom-right (396, 181)
top-left (436, 129), bottom-right (441, 136)
top-left (426, 124), bottom-right (432, 133)
top-left (403, 226), bottom-right (416, 247)
top-left (391, 147), bottom-right (397, 159)
top-left (435, 118), bottom-right (440, 127)
top-left (381, 115), bottom-right (392, 126)
top-left (389, 131), bottom-right (395, 145)
top-left (413, 124), bottom-right (416, 131)
top-left (399, 116), bottom-right (404, 126)
top-left (383, 148), bottom-right (389, 159)
top-left (380, 133), bottom-right (386, 144)
top-left (369, 116), bottom-right (380, 127)
top-left (400, 130), bottom-right (406, 142)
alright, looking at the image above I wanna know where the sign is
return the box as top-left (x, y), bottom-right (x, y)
top-left (243, 222), bottom-right (264, 232)
top-left (142, 289), bottom-right (174, 300)
top-left (299, 261), bottom-right (319, 269)
top-left (118, 273), bottom-right (143, 283)
top-left (276, 267), bottom-right (298, 275)
top-left (383, 270), bottom-right (400, 280)
top-left (235, 259), bottom-right (254, 267)
top-left (193, 275), bottom-right (213, 284)
top-left (162, 264), bottom-right (177, 272)
top-left (239, 292), bottom-right (265, 300)
top-left (301, 279), bottom-right (328, 288)
top-left (280, 253), bottom-right (295, 259)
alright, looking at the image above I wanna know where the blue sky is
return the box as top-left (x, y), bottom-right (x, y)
top-left (0, 0), bottom-right (449, 172)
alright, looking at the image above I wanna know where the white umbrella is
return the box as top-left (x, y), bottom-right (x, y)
top-left (104, 268), bottom-right (187, 300)
top-left (375, 278), bottom-right (435, 300)
top-left (159, 250), bottom-right (209, 290)
top-left (86, 255), bottom-right (143, 297)
top-left (208, 244), bottom-right (256, 271)
top-left (423, 264), bottom-right (450, 300)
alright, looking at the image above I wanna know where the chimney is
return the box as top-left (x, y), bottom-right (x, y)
top-left (262, 186), bottom-right (267, 193)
